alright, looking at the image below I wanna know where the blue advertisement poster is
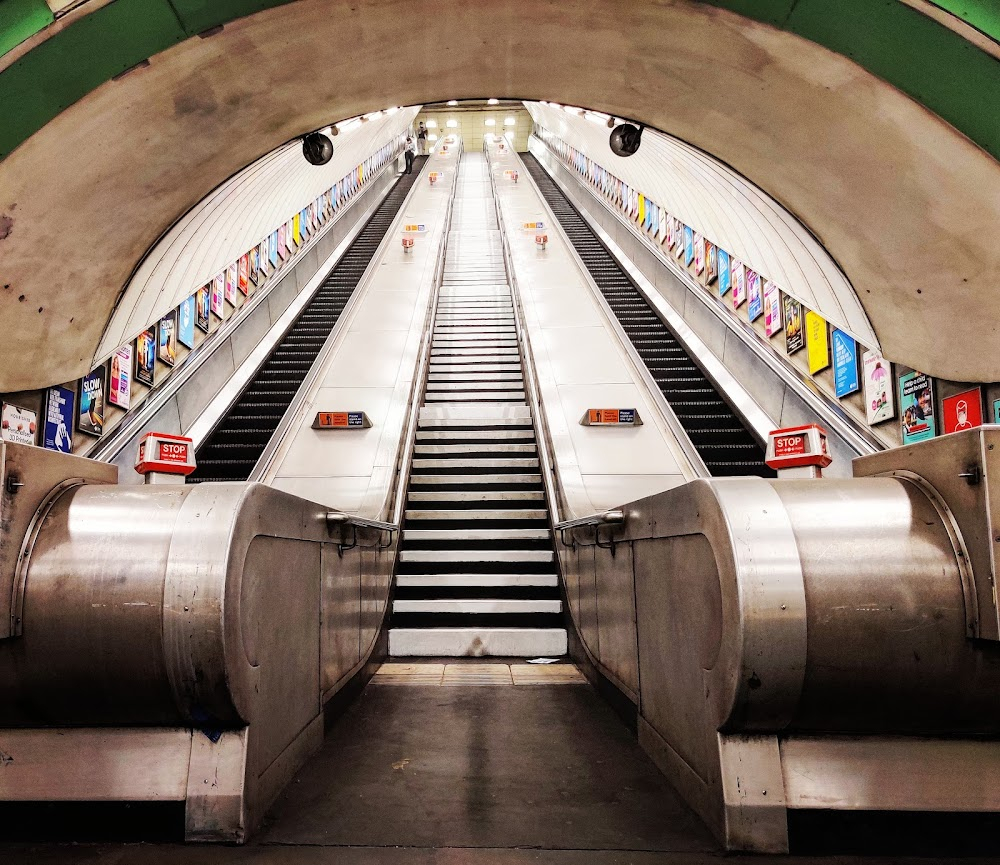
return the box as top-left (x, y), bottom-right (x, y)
top-left (832, 329), bottom-right (860, 397)
top-left (43, 386), bottom-right (74, 453)
top-left (718, 249), bottom-right (731, 295)
top-left (269, 230), bottom-right (280, 267)
top-left (684, 226), bottom-right (694, 266)
top-left (178, 296), bottom-right (196, 349)
top-left (900, 371), bottom-right (936, 444)
top-left (994, 398), bottom-right (1000, 424)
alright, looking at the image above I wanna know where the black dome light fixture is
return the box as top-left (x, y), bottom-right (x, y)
top-left (302, 131), bottom-right (334, 165)
top-left (609, 121), bottom-right (644, 157)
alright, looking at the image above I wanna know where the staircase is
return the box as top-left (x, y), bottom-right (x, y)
top-left (388, 153), bottom-right (567, 658)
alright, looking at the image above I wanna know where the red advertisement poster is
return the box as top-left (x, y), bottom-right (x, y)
top-left (942, 387), bottom-right (983, 434)
top-left (238, 254), bottom-right (250, 294)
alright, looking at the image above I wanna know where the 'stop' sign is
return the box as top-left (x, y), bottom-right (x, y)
top-left (135, 431), bottom-right (197, 475)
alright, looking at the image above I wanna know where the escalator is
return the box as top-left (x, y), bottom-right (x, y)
top-left (388, 153), bottom-right (567, 658)
top-left (188, 156), bottom-right (428, 483)
top-left (522, 154), bottom-right (772, 477)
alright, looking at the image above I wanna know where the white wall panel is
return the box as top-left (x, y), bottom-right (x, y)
top-left (525, 102), bottom-right (877, 349)
top-left (97, 107), bottom-right (420, 361)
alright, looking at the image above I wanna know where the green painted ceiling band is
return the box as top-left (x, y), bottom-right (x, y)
top-left (0, 0), bottom-right (52, 57)
top-left (926, 1), bottom-right (1000, 40)
top-left (1, 0), bottom-right (1000, 163)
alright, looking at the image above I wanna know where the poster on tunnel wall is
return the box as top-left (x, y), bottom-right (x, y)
top-left (270, 231), bottom-right (280, 267)
top-left (862, 349), bottom-right (895, 425)
top-left (2, 403), bottom-right (37, 446)
top-left (763, 281), bottom-right (782, 336)
top-left (225, 263), bottom-right (238, 304)
top-left (178, 296), bottom-right (196, 349)
top-left (731, 259), bottom-right (746, 308)
top-left (899, 371), bottom-right (936, 444)
top-left (784, 296), bottom-right (804, 354)
top-left (43, 386), bottom-right (74, 453)
top-left (135, 328), bottom-right (155, 387)
top-left (78, 366), bottom-right (107, 437)
top-left (706, 243), bottom-right (718, 284)
top-left (212, 273), bottom-right (225, 317)
top-left (694, 233), bottom-right (705, 274)
top-left (196, 286), bottom-right (211, 333)
top-left (238, 254), bottom-right (249, 294)
top-left (746, 270), bottom-right (763, 321)
top-left (158, 310), bottom-right (177, 367)
top-left (805, 311), bottom-right (830, 374)
top-left (108, 345), bottom-right (132, 409)
top-left (832, 329), bottom-right (859, 397)
top-left (684, 226), bottom-right (694, 266)
top-left (278, 225), bottom-right (288, 260)
top-left (718, 250), bottom-right (731, 295)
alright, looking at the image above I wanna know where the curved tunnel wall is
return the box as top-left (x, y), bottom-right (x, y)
top-left (3, 1), bottom-right (1000, 391)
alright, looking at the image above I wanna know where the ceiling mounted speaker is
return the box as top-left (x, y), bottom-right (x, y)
top-left (302, 132), bottom-right (334, 165)
top-left (609, 123), bottom-right (644, 157)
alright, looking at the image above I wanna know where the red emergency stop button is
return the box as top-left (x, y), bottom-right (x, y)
top-left (765, 424), bottom-right (832, 471)
top-left (135, 432), bottom-right (196, 476)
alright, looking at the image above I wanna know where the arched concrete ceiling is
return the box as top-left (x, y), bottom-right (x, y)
top-left (1, 0), bottom-right (1000, 390)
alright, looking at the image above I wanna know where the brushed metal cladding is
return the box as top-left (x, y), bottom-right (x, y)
top-left (773, 477), bottom-right (1000, 734)
top-left (855, 426), bottom-right (1000, 642)
top-left (321, 541), bottom-right (362, 695)
top-left (577, 542), bottom-right (600, 658)
top-left (594, 542), bottom-right (639, 696)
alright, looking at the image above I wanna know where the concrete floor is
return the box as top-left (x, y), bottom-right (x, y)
top-left (5, 674), bottom-right (1000, 864)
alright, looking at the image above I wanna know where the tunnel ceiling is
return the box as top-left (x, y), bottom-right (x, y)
top-left (2, 0), bottom-right (1000, 389)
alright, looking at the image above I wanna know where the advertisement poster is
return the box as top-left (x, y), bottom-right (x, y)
top-left (78, 367), bottom-right (107, 437)
top-left (718, 249), bottom-right (731, 295)
top-left (159, 309), bottom-right (177, 367)
top-left (2, 403), bottom-right (37, 446)
top-left (862, 350), bottom-right (895, 425)
top-left (178, 296), bottom-right (196, 348)
top-left (694, 233), bottom-right (705, 274)
top-left (731, 258), bottom-right (746, 308)
top-left (763, 281), bottom-right (782, 336)
top-left (225, 262), bottom-right (238, 304)
top-left (270, 230), bottom-right (280, 267)
top-left (942, 387), bottom-right (983, 434)
top-left (291, 215), bottom-right (301, 249)
top-left (746, 270), bottom-right (763, 321)
top-left (109, 345), bottom-right (132, 409)
top-left (43, 386), bottom-right (74, 452)
top-left (805, 311), bottom-right (830, 374)
top-left (995, 398), bottom-right (1000, 424)
top-left (832, 329), bottom-right (860, 398)
top-left (665, 217), bottom-right (675, 249)
top-left (784, 295), bottom-right (804, 354)
top-left (277, 223), bottom-right (288, 259)
top-left (135, 328), bottom-right (156, 386)
top-left (674, 222), bottom-right (685, 259)
top-left (706, 243), bottom-right (718, 284)
top-left (211, 273), bottom-right (225, 317)
top-left (238, 254), bottom-right (249, 294)
top-left (196, 286), bottom-right (211, 332)
top-left (900, 371), bottom-right (936, 444)
top-left (684, 226), bottom-right (694, 266)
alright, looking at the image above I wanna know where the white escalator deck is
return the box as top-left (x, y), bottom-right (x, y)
top-left (389, 153), bottom-right (567, 658)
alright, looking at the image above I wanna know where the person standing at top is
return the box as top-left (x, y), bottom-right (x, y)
top-left (417, 122), bottom-right (428, 155)
top-left (404, 136), bottom-right (416, 174)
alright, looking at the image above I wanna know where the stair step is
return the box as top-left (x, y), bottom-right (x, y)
top-left (388, 627), bottom-right (567, 657)
top-left (407, 490), bottom-right (545, 502)
top-left (404, 528), bottom-right (550, 540)
top-left (393, 599), bottom-right (562, 614)
top-left (399, 549), bottom-right (554, 563)
top-left (396, 573), bottom-right (558, 587)
top-left (409, 474), bottom-right (542, 485)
